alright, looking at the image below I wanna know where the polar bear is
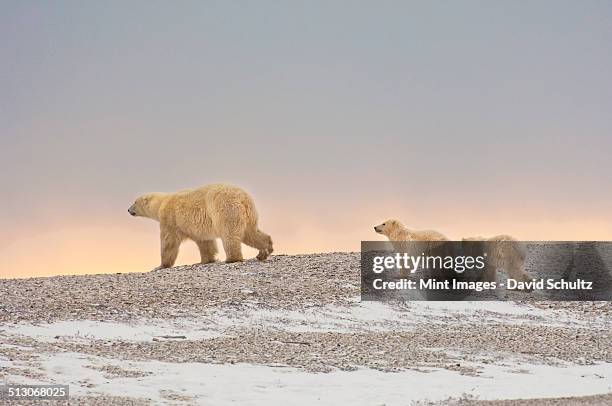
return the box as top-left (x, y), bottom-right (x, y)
top-left (128, 184), bottom-right (273, 268)
top-left (374, 219), bottom-right (449, 242)
top-left (374, 219), bottom-right (532, 286)
top-left (462, 235), bottom-right (532, 284)
top-left (374, 219), bottom-right (450, 278)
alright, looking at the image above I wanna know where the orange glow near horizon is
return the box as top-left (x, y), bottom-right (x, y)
top-left (2, 208), bottom-right (612, 279)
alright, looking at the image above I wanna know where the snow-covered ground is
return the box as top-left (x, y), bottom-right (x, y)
top-left (5, 300), bottom-right (606, 343)
top-left (2, 300), bottom-right (611, 404)
top-left (1, 254), bottom-right (610, 404)
top-left (6, 351), bottom-right (611, 405)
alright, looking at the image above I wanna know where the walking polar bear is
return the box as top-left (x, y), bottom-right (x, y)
top-left (129, 184), bottom-right (273, 268)
top-left (374, 219), bottom-right (532, 284)
top-left (374, 219), bottom-right (449, 242)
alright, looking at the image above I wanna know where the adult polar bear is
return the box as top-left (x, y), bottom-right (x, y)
top-left (129, 184), bottom-right (273, 268)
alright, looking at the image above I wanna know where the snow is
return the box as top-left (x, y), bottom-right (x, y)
top-left (2, 300), bottom-right (610, 404)
top-left (12, 352), bottom-right (612, 405)
top-left (5, 319), bottom-right (221, 342)
top-left (4, 300), bottom-right (600, 343)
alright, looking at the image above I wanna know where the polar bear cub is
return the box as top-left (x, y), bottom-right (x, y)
top-left (129, 183), bottom-right (273, 268)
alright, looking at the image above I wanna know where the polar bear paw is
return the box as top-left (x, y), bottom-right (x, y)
top-left (256, 249), bottom-right (271, 261)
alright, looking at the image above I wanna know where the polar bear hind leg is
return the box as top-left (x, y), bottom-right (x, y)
top-left (221, 234), bottom-right (243, 263)
top-left (243, 227), bottom-right (274, 261)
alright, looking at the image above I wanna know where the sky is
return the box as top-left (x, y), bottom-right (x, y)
top-left (1, 1), bottom-right (611, 278)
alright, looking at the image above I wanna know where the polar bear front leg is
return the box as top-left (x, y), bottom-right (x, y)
top-left (197, 240), bottom-right (218, 264)
top-left (221, 235), bottom-right (244, 263)
top-left (159, 230), bottom-right (181, 269)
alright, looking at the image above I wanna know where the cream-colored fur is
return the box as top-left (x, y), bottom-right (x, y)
top-left (462, 235), bottom-right (531, 284)
top-left (374, 219), bottom-right (532, 285)
top-left (374, 219), bottom-right (449, 242)
top-left (129, 184), bottom-right (273, 268)
top-left (374, 219), bottom-right (449, 277)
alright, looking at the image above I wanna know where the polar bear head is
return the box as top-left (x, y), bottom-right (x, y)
top-left (128, 193), bottom-right (165, 220)
top-left (374, 219), bottom-right (405, 238)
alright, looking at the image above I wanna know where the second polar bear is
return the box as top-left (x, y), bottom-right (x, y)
top-left (374, 219), bottom-right (532, 284)
top-left (374, 219), bottom-right (449, 242)
top-left (129, 184), bottom-right (273, 268)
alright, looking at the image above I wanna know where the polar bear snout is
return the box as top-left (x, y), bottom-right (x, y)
top-left (128, 205), bottom-right (137, 216)
top-left (374, 221), bottom-right (394, 235)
